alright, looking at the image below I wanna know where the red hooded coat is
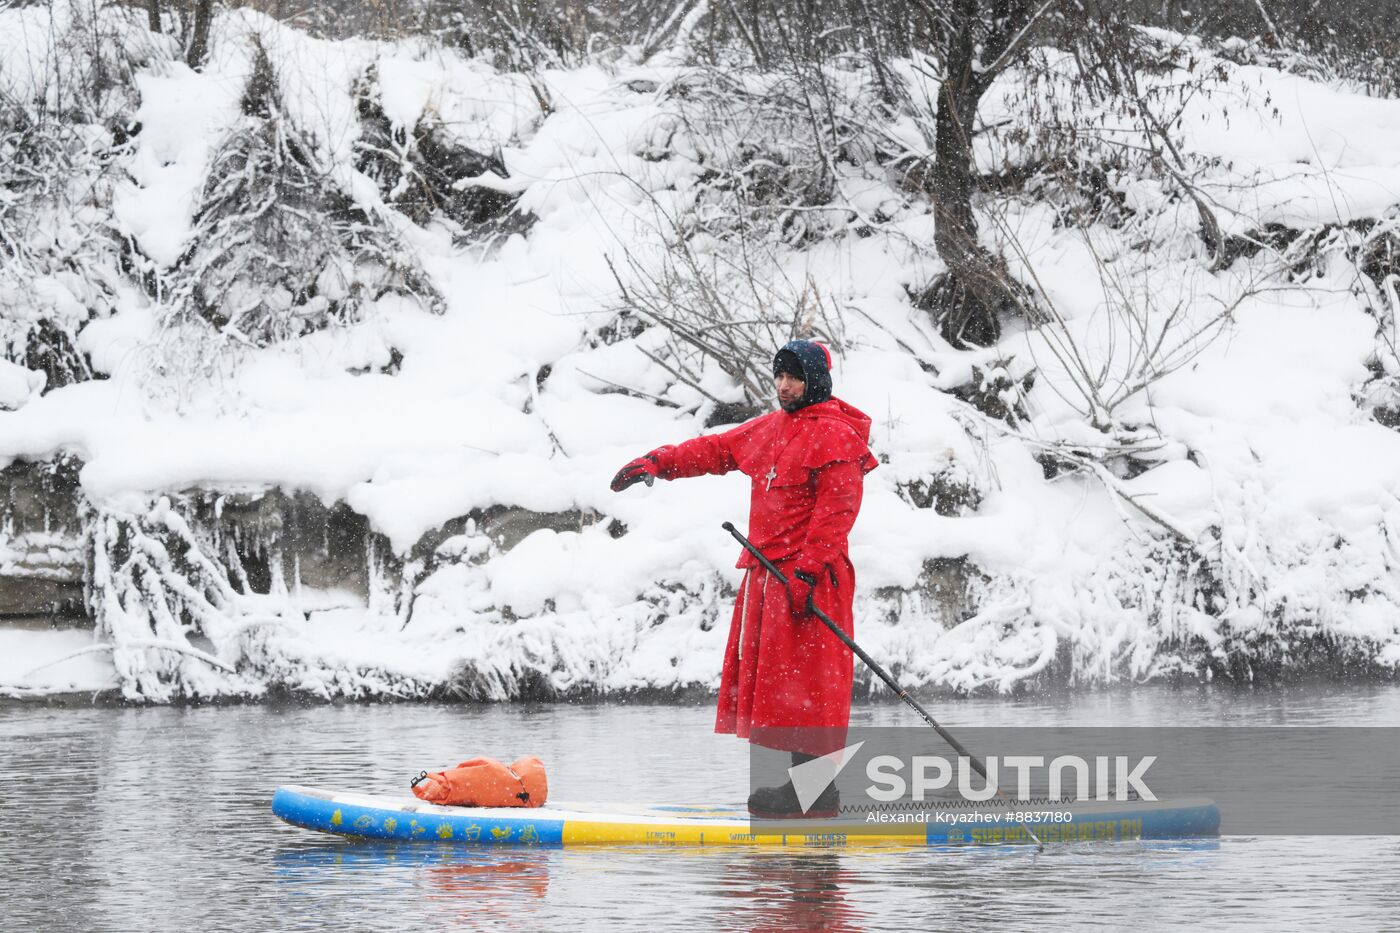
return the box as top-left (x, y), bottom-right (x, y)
top-left (649, 398), bottom-right (877, 755)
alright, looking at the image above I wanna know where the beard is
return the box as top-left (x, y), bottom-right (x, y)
top-left (779, 397), bottom-right (803, 412)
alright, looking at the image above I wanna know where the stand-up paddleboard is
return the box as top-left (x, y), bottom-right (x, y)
top-left (272, 786), bottom-right (1220, 847)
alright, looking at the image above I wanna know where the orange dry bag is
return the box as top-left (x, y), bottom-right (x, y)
top-left (410, 756), bottom-right (548, 808)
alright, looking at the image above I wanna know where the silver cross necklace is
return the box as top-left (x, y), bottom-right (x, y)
top-left (763, 421), bottom-right (806, 492)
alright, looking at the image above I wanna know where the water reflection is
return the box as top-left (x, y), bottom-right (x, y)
top-left (729, 852), bottom-right (862, 933)
top-left (274, 843), bottom-right (866, 931)
top-left (269, 837), bottom-right (1225, 933)
top-left (276, 841), bottom-right (552, 919)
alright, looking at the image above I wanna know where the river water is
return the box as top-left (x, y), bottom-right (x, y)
top-left (3, 684), bottom-right (1398, 931)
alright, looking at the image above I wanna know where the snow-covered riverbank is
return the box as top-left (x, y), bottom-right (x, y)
top-left (3, 3), bottom-right (1400, 701)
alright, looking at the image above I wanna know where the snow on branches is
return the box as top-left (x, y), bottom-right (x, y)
top-left (81, 491), bottom-right (453, 702)
top-left (165, 39), bottom-right (442, 356)
top-left (0, 2), bottom-right (155, 389)
top-left (85, 496), bottom-right (267, 701)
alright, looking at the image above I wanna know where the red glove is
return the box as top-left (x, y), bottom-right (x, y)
top-left (610, 453), bottom-right (660, 492)
top-left (786, 559), bottom-right (823, 619)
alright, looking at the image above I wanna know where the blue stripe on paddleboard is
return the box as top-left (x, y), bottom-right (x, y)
top-left (271, 787), bottom-right (566, 846)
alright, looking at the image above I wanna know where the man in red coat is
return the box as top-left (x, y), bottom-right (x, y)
top-left (610, 339), bottom-right (876, 817)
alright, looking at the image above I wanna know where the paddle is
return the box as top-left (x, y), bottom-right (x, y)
top-left (721, 520), bottom-right (1045, 850)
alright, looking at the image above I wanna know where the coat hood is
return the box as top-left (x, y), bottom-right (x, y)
top-left (793, 396), bottom-right (874, 446)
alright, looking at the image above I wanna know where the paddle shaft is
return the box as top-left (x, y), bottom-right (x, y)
top-left (721, 522), bottom-right (994, 776)
top-left (721, 521), bottom-right (1044, 849)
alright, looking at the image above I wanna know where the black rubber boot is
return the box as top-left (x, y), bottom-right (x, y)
top-left (747, 751), bottom-right (840, 819)
top-left (746, 781), bottom-right (840, 819)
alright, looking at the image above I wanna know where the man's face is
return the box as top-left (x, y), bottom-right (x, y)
top-left (775, 372), bottom-right (806, 412)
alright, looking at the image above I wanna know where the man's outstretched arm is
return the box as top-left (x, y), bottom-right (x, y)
top-left (610, 425), bottom-right (746, 492)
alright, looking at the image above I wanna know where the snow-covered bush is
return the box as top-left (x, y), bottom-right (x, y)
top-left (166, 39), bottom-right (442, 354)
top-left (671, 68), bottom-right (878, 246)
top-left (895, 456), bottom-right (984, 517)
top-left (352, 63), bottom-right (521, 237)
top-left (0, 0), bottom-right (158, 387)
top-left (86, 496), bottom-right (264, 701)
top-left (83, 489), bottom-right (452, 702)
top-left (0, 97), bottom-right (124, 386)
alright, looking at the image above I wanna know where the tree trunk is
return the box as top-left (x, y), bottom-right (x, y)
top-left (146, 0), bottom-right (161, 33)
top-left (188, 0), bottom-right (214, 69)
top-left (926, 0), bottom-right (1041, 347)
top-left (928, 5), bottom-right (1011, 346)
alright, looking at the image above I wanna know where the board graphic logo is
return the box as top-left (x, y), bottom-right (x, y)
top-left (788, 741), bottom-right (865, 813)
